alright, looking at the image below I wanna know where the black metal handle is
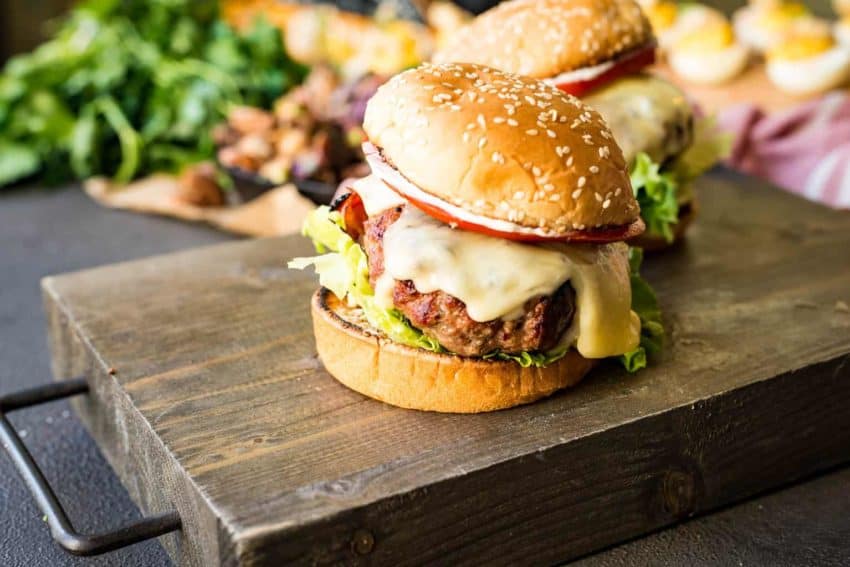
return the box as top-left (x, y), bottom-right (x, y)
top-left (0, 378), bottom-right (181, 556)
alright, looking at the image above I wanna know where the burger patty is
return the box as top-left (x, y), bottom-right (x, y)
top-left (361, 206), bottom-right (576, 357)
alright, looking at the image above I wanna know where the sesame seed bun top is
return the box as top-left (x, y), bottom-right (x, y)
top-left (363, 63), bottom-right (640, 233)
top-left (432, 0), bottom-right (654, 79)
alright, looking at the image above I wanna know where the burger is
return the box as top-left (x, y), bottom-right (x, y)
top-left (433, 0), bottom-right (730, 250)
top-left (289, 63), bottom-right (663, 413)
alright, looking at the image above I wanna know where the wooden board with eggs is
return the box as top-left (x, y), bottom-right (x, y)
top-left (642, 0), bottom-right (850, 113)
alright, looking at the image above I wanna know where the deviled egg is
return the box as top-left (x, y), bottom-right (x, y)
top-left (766, 32), bottom-right (850, 95)
top-left (734, 1), bottom-right (812, 52)
top-left (669, 20), bottom-right (751, 85)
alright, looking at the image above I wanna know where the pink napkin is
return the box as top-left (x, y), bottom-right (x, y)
top-left (719, 92), bottom-right (850, 209)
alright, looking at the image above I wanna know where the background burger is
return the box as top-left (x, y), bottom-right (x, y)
top-left (433, 0), bottom-right (730, 250)
top-left (290, 62), bottom-right (663, 413)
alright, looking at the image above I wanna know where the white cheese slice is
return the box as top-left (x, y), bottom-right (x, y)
top-left (350, 174), bottom-right (406, 216)
top-left (381, 207), bottom-right (640, 359)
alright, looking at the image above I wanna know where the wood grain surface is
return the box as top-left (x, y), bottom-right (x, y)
top-left (42, 169), bottom-right (850, 566)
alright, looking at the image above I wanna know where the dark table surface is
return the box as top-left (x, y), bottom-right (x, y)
top-left (1, 183), bottom-right (849, 566)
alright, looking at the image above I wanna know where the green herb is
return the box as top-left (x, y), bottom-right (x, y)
top-left (0, 0), bottom-right (306, 188)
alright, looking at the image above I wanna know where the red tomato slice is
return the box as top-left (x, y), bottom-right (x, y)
top-left (381, 179), bottom-right (645, 244)
top-left (330, 188), bottom-right (367, 240)
top-left (554, 44), bottom-right (657, 98)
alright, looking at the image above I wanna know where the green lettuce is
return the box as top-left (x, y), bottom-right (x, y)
top-left (289, 206), bottom-right (443, 352)
top-left (289, 207), bottom-right (664, 373)
top-left (631, 116), bottom-right (732, 243)
top-left (619, 248), bottom-right (665, 373)
top-left (630, 152), bottom-right (680, 243)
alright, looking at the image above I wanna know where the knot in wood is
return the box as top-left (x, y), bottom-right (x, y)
top-left (351, 529), bottom-right (375, 555)
top-left (662, 469), bottom-right (698, 518)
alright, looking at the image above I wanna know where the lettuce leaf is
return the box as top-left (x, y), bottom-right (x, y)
top-left (631, 116), bottom-right (732, 243)
top-left (673, 115), bottom-right (732, 183)
top-left (630, 152), bottom-right (680, 243)
top-left (289, 206), bottom-right (443, 352)
top-left (618, 247), bottom-right (665, 373)
top-left (483, 344), bottom-right (571, 368)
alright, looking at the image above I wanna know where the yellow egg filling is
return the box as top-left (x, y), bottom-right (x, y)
top-left (758, 3), bottom-right (810, 31)
top-left (769, 34), bottom-right (835, 61)
top-left (647, 2), bottom-right (678, 32)
top-left (675, 22), bottom-right (735, 53)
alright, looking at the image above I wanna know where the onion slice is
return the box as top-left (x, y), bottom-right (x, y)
top-left (363, 142), bottom-right (644, 243)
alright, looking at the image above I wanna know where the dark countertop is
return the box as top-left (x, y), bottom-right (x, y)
top-left (1, 185), bottom-right (849, 566)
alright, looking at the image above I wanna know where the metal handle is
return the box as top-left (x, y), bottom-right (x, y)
top-left (0, 378), bottom-right (181, 556)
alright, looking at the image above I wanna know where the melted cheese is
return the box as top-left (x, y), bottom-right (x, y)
top-left (380, 207), bottom-right (640, 359)
top-left (583, 76), bottom-right (693, 165)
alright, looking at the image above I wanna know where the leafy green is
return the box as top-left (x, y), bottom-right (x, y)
top-left (289, 206), bottom-right (443, 352)
top-left (619, 248), bottom-right (665, 373)
top-left (0, 0), bottom-right (307, 188)
top-left (483, 344), bottom-right (571, 368)
top-left (674, 116), bottom-right (732, 182)
top-left (630, 152), bottom-right (680, 243)
top-left (630, 116), bottom-right (732, 243)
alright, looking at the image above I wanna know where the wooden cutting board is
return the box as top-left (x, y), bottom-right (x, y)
top-left (42, 170), bottom-right (850, 566)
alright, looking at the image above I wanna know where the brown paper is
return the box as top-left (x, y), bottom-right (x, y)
top-left (84, 175), bottom-right (316, 237)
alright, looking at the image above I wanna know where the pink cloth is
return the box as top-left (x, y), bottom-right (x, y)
top-left (719, 92), bottom-right (850, 209)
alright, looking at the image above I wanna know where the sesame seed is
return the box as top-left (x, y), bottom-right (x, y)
top-left (614, 187), bottom-right (622, 196)
top-left (477, 114), bottom-right (486, 128)
top-left (599, 146), bottom-right (610, 158)
top-left (478, 137), bottom-right (488, 149)
top-left (546, 129), bottom-right (556, 138)
top-left (466, 123), bottom-right (476, 131)
top-left (566, 156), bottom-right (575, 167)
top-left (424, 85), bottom-right (435, 91)
top-left (578, 176), bottom-right (586, 188)
top-left (493, 117), bottom-right (505, 124)
top-left (450, 105), bottom-right (461, 111)
top-left (543, 183), bottom-right (554, 191)
top-left (532, 166), bottom-right (542, 176)
top-left (462, 131), bottom-right (470, 143)
top-left (491, 151), bottom-right (504, 164)
top-left (507, 118), bottom-right (518, 126)
top-left (590, 165), bottom-right (600, 174)
top-left (602, 199), bottom-right (611, 209)
top-left (572, 189), bottom-right (583, 199)
top-left (513, 191), bottom-right (525, 200)
top-left (526, 129), bottom-right (538, 136)
top-left (594, 192), bottom-right (603, 202)
top-left (549, 194), bottom-right (561, 202)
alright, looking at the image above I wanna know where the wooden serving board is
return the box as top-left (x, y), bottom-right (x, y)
top-left (42, 170), bottom-right (850, 566)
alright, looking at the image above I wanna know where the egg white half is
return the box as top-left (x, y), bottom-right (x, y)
top-left (767, 44), bottom-right (850, 95)
top-left (669, 43), bottom-right (751, 85)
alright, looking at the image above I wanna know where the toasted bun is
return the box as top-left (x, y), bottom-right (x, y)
top-left (630, 201), bottom-right (697, 251)
top-left (312, 288), bottom-right (594, 413)
top-left (433, 0), bottom-right (654, 78)
top-left (363, 62), bottom-right (640, 233)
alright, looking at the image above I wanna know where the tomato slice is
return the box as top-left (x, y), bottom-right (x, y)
top-left (554, 43), bottom-right (657, 97)
top-left (381, 178), bottom-right (645, 243)
top-left (330, 188), bottom-right (367, 240)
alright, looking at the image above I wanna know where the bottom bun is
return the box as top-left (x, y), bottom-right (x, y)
top-left (630, 201), bottom-right (697, 252)
top-left (311, 288), bottom-right (595, 413)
